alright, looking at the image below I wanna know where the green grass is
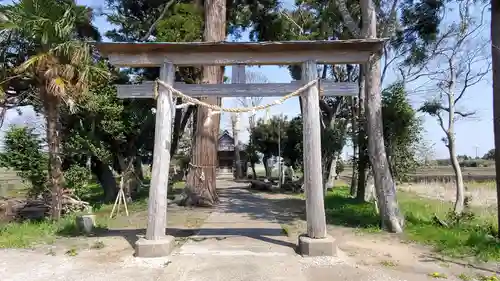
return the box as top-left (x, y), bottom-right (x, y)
top-left (0, 198), bottom-right (149, 248)
top-left (0, 177), bottom-right (180, 248)
top-left (0, 216), bottom-right (77, 248)
top-left (324, 186), bottom-right (500, 261)
top-left (466, 180), bottom-right (496, 189)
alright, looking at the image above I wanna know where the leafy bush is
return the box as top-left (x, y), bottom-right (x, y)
top-left (64, 165), bottom-right (92, 198)
top-left (436, 159), bottom-right (451, 166)
top-left (483, 149), bottom-right (495, 160)
top-left (460, 159), bottom-right (490, 168)
top-left (0, 126), bottom-right (48, 197)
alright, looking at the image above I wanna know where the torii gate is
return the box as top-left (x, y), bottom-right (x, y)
top-left (96, 39), bottom-right (384, 258)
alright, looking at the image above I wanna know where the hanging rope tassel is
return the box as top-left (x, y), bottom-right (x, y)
top-left (203, 109), bottom-right (221, 127)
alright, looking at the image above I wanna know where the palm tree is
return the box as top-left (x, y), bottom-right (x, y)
top-left (0, 0), bottom-right (107, 220)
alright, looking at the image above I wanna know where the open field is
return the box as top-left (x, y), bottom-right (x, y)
top-left (0, 168), bottom-right (27, 198)
top-left (410, 167), bottom-right (496, 182)
top-left (340, 165), bottom-right (497, 183)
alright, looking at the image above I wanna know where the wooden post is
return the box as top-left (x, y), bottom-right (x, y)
top-left (145, 61), bottom-right (175, 240)
top-left (301, 60), bottom-right (327, 239)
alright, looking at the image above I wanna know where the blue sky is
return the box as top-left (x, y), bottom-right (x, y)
top-left (3, 0), bottom-right (494, 159)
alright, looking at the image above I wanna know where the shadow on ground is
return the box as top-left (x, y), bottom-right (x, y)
top-left (56, 181), bottom-right (379, 252)
top-left (221, 183), bottom-right (381, 229)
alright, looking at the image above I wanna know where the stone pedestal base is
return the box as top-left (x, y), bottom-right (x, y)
top-left (298, 234), bottom-right (338, 257)
top-left (134, 236), bottom-right (175, 257)
top-left (76, 214), bottom-right (95, 234)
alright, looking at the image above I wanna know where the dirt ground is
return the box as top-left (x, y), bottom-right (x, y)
top-left (254, 190), bottom-right (500, 279)
top-left (31, 203), bottom-right (213, 261)
top-left (11, 179), bottom-right (499, 280)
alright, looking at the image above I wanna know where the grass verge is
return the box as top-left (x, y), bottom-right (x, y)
top-left (0, 180), bottom-right (189, 248)
top-left (324, 186), bottom-right (500, 261)
top-left (0, 216), bottom-right (77, 248)
top-left (0, 197), bottom-right (149, 249)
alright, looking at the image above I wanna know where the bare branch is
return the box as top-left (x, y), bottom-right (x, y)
top-left (454, 59), bottom-right (491, 104)
top-left (336, 0), bottom-right (361, 38)
top-left (278, 9), bottom-right (304, 35)
top-left (436, 111), bottom-right (448, 134)
top-left (140, 0), bottom-right (176, 42)
top-left (454, 110), bottom-right (476, 118)
top-left (380, 0), bottom-right (399, 38)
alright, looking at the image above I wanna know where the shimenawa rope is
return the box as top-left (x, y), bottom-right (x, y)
top-left (153, 78), bottom-right (319, 113)
top-left (154, 78), bottom-right (320, 182)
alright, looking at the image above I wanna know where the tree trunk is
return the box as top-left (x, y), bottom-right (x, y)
top-left (263, 155), bottom-right (270, 178)
top-left (491, 0), bottom-right (500, 239)
top-left (325, 154), bottom-right (338, 189)
top-left (350, 97), bottom-right (359, 197)
top-left (356, 64), bottom-right (369, 201)
top-left (356, 162), bottom-right (368, 201)
top-left (446, 59), bottom-right (465, 215)
top-left (134, 156), bottom-right (144, 181)
top-left (44, 93), bottom-right (63, 220)
top-left (170, 98), bottom-right (184, 157)
top-left (251, 164), bottom-right (257, 179)
top-left (170, 103), bottom-right (194, 157)
top-left (322, 156), bottom-right (332, 197)
top-left (448, 135), bottom-right (465, 214)
top-left (117, 155), bottom-right (139, 202)
top-left (325, 120), bottom-right (348, 191)
top-left (362, 0), bottom-right (404, 233)
top-left (286, 165), bottom-right (295, 181)
top-left (364, 168), bottom-right (375, 202)
top-left (91, 157), bottom-right (118, 202)
top-left (184, 0), bottom-right (225, 206)
top-left (231, 113), bottom-right (242, 179)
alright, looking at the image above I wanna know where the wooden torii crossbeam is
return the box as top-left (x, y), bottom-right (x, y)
top-left (116, 80), bottom-right (358, 98)
top-left (96, 39), bottom-right (385, 258)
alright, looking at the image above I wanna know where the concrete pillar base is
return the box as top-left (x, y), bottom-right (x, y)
top-left (298, 234), bottom-right (338, 257)
top-left (134, 236), bottom-right (175, 257)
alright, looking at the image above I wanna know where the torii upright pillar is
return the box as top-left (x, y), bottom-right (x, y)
top-left (135, 61), bottom-right (176, 257)
top-left (297, 60), bottom-right (337, 256)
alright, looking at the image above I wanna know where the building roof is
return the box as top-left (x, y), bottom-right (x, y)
top-left (218, 130), bottom-right (229, 138)
top-left (218, 130), bottom-right (247, 151)
top-left (95, 39), bottom-right (387, 55)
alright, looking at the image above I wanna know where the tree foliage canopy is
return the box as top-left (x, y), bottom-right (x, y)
top-left (382, 82), bottom-right (421, 180)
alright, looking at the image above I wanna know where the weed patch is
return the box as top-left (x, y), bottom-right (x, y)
top-left (324, 187), bottom-right (500, 261)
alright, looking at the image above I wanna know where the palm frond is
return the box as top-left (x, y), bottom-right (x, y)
top-left (15, 53), bottom-right (51, 74)
top-left (2, 0), bottom-right (110, 114)
top-left (47, 76), bottom-right (67, 97)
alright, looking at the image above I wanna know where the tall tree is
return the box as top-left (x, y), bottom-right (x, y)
top-left (183, 0), bottom-right (226, 206)
top-left (335, 0), bottom-right (406, 231)
top-left (362, 0), bottom-right (404, 232)
top-left (418, 2), bottom-right (490, 214)
top-left (104, 0), bottom-right (286, 206)
top-left (491, 0), bottom-right (499, 238)
top-left (0, 0), bottom-right (107, 220)
top-left (382, 83), bottom-right (421, 181)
